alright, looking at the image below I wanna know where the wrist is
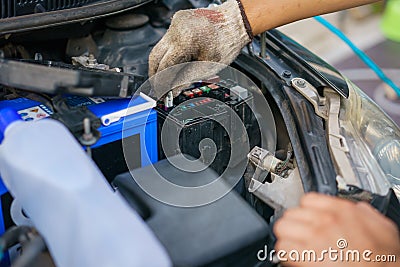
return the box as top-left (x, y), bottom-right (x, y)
top-left (239, 0), bottom-right (264, 35)
top-left (239, 0), bottom-right (283, 35)
top-left (211, 0), bottom-right (252, 44)
top-left (235, 0), bottom-right (254, 40)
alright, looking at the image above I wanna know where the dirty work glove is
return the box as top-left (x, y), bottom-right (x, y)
top-left (148, 0), bottom-right (253, 96)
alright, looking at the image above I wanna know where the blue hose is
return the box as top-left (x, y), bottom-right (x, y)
top-left (314, 15), bottom-right (400, 97)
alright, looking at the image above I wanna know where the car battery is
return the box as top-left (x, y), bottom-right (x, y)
top-left (156, 81), bottom-right (261, 175)
top-left (64, 93), bottom-right (158, 182)
top-left (0, 94), bottom-right (158, 235)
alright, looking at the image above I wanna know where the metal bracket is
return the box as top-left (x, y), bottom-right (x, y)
top-left (72, 54), bottom-right (110, 70)
top-left (247, 146), bottom-right (282, 174)
top-left (291, 78), bottom-right (328, 119)
top-left (248, 168), bottom-right (304, 210)
top-left (325, 90), bottom-right (360, 188)
top-left (291, 77), bottom-right (360, 189)
top-left (247, 146), bottom-right (301, 210)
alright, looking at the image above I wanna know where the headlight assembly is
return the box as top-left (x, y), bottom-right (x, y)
top-left (339, 81), bottom-right (400, 198)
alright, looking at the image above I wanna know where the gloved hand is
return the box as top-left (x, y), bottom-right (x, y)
top-left (148, 0), bottom-right (253, 97)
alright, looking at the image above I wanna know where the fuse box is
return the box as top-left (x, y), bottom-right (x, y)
top-left (156, 81), bottom-right (260, 175)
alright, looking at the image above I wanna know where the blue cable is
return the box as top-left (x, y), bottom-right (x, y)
top-left (314, 15), bottom-right (400, 97)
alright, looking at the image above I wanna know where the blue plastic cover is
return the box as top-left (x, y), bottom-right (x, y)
top-left (0, 108), bottom-right (22, 143)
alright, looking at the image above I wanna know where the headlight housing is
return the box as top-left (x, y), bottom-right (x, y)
top-left (339, 81), bottom-right (400, 198)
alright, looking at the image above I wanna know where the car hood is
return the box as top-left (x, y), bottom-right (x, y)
top-left (0, 0), bottom-right (150, 35)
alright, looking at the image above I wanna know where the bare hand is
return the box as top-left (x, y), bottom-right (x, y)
top-left (274, 193), bottom-right (400, 267)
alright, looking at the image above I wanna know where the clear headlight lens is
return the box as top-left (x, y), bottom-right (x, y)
top-left (339, 81), bottom-right (399, 198)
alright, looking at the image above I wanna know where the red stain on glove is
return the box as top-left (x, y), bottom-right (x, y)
top-left (194, 9), bottom-right (225, 23)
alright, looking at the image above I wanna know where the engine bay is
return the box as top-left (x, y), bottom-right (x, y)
top-left (0, 1), bottom-right (302, 266)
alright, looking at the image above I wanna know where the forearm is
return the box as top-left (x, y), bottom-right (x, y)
top-left (241, 0), bottom-right (382, 35)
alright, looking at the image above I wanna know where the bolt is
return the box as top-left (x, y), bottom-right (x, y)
top-left (88, 54), bottom-right (96, 66)
top-left (82, 118), bottom-right (93, 140)
top-left (79, 118), bottom-right (96, 153)
top-left (34, 53), bottom-right (43, 61)
top-left (261, 32), bottom-right (267, 58)
top-left (295, 79), bottom-right (307, 88)
top-left (282, 70), bottom-right (292, 78)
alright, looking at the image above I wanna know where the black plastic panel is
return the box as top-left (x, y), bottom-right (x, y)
top-left (266, 30), bottom-right (349, 98)
top-left (92, 134), bottom-right (141, 183)
top-left (114, 156), bottom-right (269, 267)
top-left (0, 0), bottom-right (151, 35)
top-left (0, 0), bottom-right (101, 19)
top-left (283, 85), bottom-right (337, 194)
top-left (234, 53), bottom-right (338, 195)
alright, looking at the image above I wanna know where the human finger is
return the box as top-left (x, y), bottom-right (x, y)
top-left (148, 36), bottom-right (170, 77)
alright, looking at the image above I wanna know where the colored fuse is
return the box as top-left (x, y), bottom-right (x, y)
top-left (192, 88), bottom-right (203, 96)
top-left (207, 84), bottom-right (220, 90)
top-left (183, 91), bottom-right (194, 98)
top-left (200, 86), bottom-right (211, 93)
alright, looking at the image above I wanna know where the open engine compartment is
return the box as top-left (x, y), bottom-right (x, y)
top-left (0, 1), bottom-right (305, 266)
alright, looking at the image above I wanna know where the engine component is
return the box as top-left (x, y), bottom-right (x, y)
top-left (96, 13), bottom-right (165, 78)
top-left (51, 96), bottom-right (101, 144)
top-left (164, 91), bottom-right (174, 108)
top-left (0, 226), bottom-right (32, 255)
top-left (113, 155), bottom-right (269, 267)
top-left (247, 146), bottom-right (303, 212)
top-left (0, 225), bottom-right (54, 267)
top-left (71, 54), bottom-right (111, 71)
top-left (248, 146), bottom-right (283, 174)
top-left (249, 169), bottom-right (304, 213)
top-left (105, 13), bottom-right (150, 30)
top-left (42, 92), bottom-right (157, 181)
top-left (66, 35), bottom-right (99, 58)
top-left (156, 81), bottom-right (260, 174)
top-left (248, 145), bottom-right (293, 177)
top-left (0, 58), bottom-right (145, 98)
top-left (79, 93), bottom-right (158, 181)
